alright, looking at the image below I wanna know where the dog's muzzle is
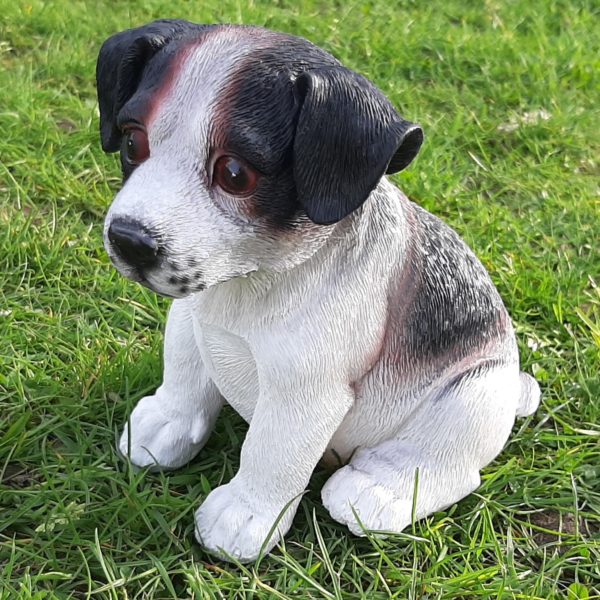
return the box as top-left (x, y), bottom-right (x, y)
top-left (107, 218), bottom-right (159, 269)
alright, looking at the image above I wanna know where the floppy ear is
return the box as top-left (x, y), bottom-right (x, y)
top-left (96, 19), bottom-right (196, 152)
top-left (293, 67), bottom-right (423, 225)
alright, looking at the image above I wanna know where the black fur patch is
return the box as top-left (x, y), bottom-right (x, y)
top-left (211, 34), bottom-right (340, 228)
top-left (386, 203), bottom-right (510, 375)
top-left (211, 31), bottom-right (422, 227)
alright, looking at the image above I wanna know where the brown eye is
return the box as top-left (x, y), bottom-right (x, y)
top-left (213, 155), bottom-right (259, 196)
top-left (122, 127), bottom-right (149, 166)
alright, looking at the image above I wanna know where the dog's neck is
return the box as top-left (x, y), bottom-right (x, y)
top-left (200, 177), bottom-right (409, 302)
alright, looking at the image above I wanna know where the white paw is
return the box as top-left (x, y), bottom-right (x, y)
top-left (119, 394), bottom-right (211, 470)
top-left (194, 481), bottom-right (296, 563)
top-left (322, 465), bottom-right (413, 536)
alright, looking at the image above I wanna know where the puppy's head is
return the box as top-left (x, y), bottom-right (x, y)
top-left (97, 20), bottom-right (423, 297)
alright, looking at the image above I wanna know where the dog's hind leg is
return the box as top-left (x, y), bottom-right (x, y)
top-left (118, 297), bottom-right (224, 470)
top-left (322, 364), bottom-right (533, 535)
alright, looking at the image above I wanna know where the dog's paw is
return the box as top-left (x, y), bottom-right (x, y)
top-left (322, 465), bottom-right (413, 536)
top-left (119, 394), bottom-right (211, 470)
top-left (194, 482), bottom-right (294, 563)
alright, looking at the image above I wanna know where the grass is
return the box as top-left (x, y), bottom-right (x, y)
top-left (0, 0), bottom-right (598, 597)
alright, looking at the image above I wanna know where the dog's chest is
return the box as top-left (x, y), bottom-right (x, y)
top-left (193, 322), bottom-right (259, 422)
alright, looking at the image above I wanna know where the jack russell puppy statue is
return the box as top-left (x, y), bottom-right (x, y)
top-left (97, 19), bottom-right (540, 563)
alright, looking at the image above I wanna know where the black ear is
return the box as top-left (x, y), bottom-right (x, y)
top-left (96, 19), bottom-right (196, 152)
top-left (293, 67), bottom-right (423, 225)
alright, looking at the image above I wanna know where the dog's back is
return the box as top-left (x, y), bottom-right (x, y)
top-left (384, 199), bottom-right (516, 384)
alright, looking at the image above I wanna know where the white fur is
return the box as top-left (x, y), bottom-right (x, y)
top-left (105, 37), bottom-right (540, 563)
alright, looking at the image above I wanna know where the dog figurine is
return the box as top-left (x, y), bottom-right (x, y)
top-left (97, 19), bottom-right (540, 563)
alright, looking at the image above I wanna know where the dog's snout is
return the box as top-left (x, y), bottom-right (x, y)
top-left (108, 219), bottom-right (159, 267)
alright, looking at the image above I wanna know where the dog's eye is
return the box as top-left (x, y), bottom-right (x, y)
top-left (122, 128), bottom-right (149, 166)
top-left (213, 156), bottom-right (259, 196)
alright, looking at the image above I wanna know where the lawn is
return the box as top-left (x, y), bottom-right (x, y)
top-left (1, 0), bottom-right (598, 597)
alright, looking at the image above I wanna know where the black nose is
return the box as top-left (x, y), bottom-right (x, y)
top-left (108, 219), bottom-right (159, 267)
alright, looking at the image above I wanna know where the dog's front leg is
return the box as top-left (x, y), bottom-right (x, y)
top-left (119, 297), bottom-right (223, 470)
top-left (195, 364), bottom-right (353, 563)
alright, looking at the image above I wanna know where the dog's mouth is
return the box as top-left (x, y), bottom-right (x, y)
top-left (106, 248), bottom-right (203, 299)
top-left (135, 272), bottom-right (179, 299)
